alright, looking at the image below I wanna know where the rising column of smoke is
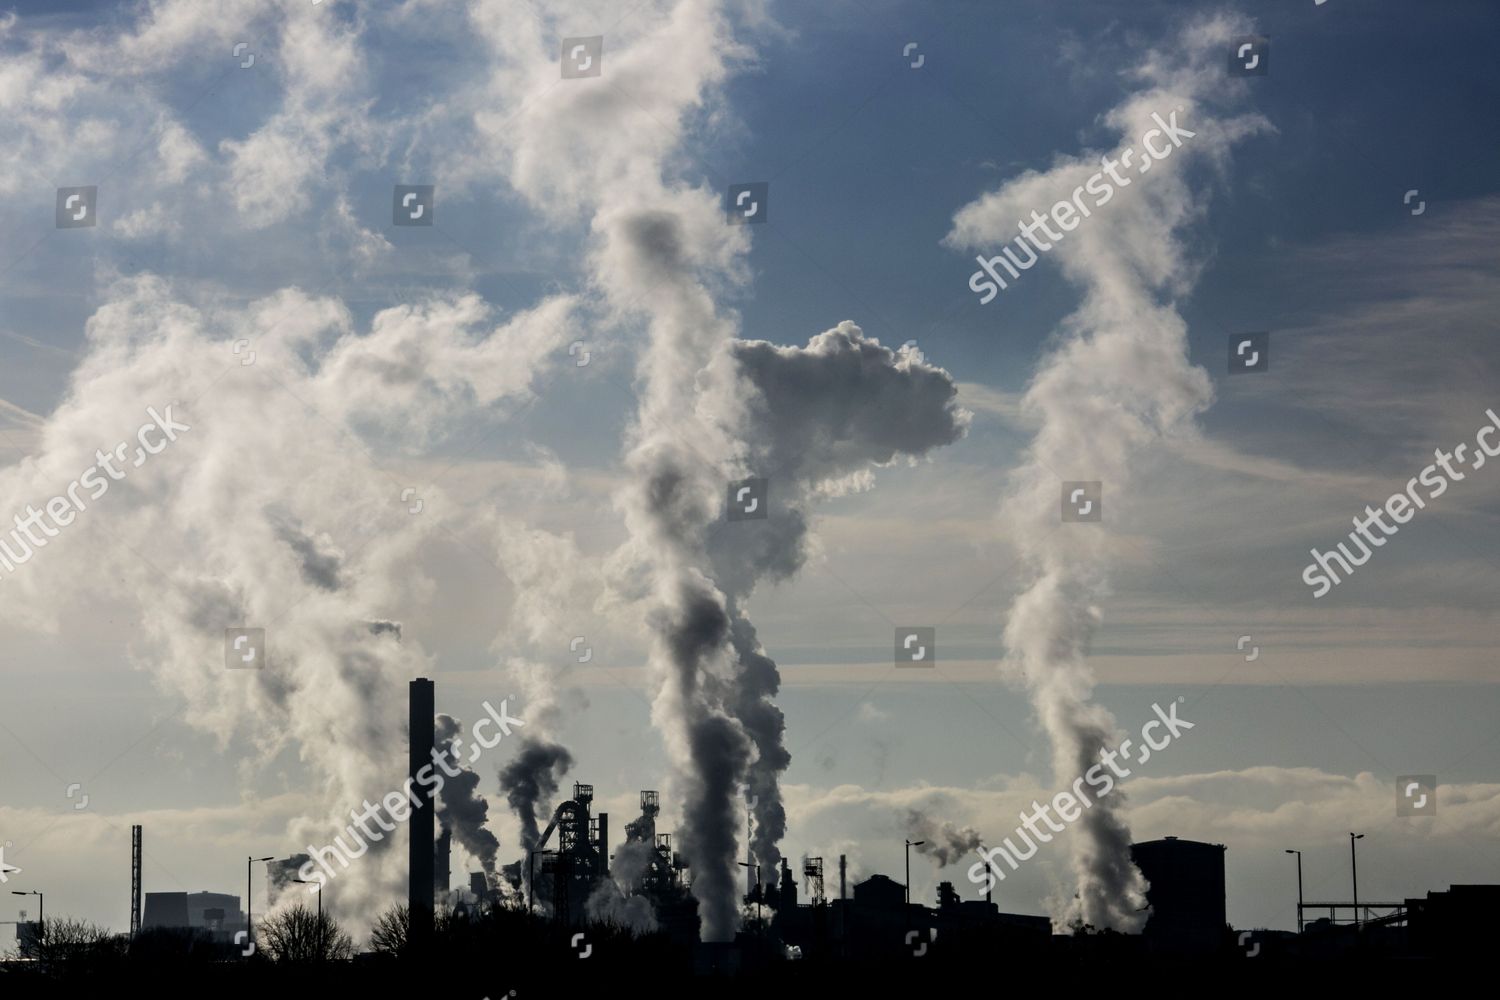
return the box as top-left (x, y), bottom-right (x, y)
top-left (433, 714), bottom-right (502, 874)
top-left (484, 517), bottom-right (599, 871)
top-left (468, 0), bottom-right (762, 941)
top-left (944, 15), bottom-right (1269, 930)
top-left (472, 2), bottom-right (970, 936)
top-left (709, 324), bottom-right (970, 879)
top-left (498, 740), bottom-right (575, 854)
top-left (0, 279), bottom-right (577, 923)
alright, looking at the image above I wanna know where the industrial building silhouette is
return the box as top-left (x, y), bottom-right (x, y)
top-left (3, 677), bottom-right (1493, 985)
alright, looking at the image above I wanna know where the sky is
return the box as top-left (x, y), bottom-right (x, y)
top-left (1, 0), bottom-right (1498, 939)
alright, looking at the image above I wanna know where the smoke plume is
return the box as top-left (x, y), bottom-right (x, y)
top-left (472, 2), bottom-right (967, 939)
top-left (497, 738), bottom-right (575, 853)
top-left (944, 14), bottom-right (1269, 930)
top-left (905, 810), bottom-right (984, 868)
top-left (433, 714), bottom-right (501, 874)
top-left (0, 277), bottom-right (576, 922)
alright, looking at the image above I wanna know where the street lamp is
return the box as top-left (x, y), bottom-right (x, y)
top-left (10, 890), bottom-right (41, 950)
top-left (247, 855), bottom-right (273, 949)
top-left (292, 878), bottom-right (322, 960)
top-left (900, 839), bottom-right (924, 911)
top-left (1284, 850), bottom-right (1303, 932)
top-left (738, 861), bottom-right (762, 926)
top-left (904, 840), bottom-right (925, 906)
top-left (1348, 833), bottom-right (1364, 929)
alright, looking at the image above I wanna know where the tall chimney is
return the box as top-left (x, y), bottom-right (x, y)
top-left (434, 827), bottom-right (451, 896)
top-left (839, 854), bottom-right (846, 901)
top-left (409, 678), bottom-right (435, 948)
top-left (130, 825), bottom-right (142, 937)
top-left (596, 812), bottom-right (609, 878)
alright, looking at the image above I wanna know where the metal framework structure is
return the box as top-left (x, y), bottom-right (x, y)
top-left (533, 782), bottom-right (611, 924)
top-left (130, 824), bottom-right (142, 937)
top-left (1299, 901), bottom-right (1406, 929)
top-left (804, 857), bottom-right (825, 906)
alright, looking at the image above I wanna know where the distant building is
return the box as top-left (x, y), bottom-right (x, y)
top-left (1406, 884), bottom-right (1500, 956)
top-left (852, 873), bottom-right (905, 909)
top-left (16, 920), bottom-right (41, 959)
top-left (142, 891), bottom-right (245, 937)
top-left (1130, 837), bottom-right (1226, 953)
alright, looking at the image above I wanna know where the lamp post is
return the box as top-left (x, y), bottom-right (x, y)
top-left (10, 890), bottom-right (41, 951)
top-left (904, 840), bottom-right (925, 906)
top-left (247, 855), bottom-right (273, 950)
top-left (1348, 833), bottom-right (1364, 929)
top-left (292, 878), bottom-right (322, 960)
top-left (738, 861), bottom-right (762, 926)
top-left (1284, 850), bottom-right (1303, 932)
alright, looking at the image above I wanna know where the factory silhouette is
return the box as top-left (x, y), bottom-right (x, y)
top-left (3, 679), bottom-right (1491, 990)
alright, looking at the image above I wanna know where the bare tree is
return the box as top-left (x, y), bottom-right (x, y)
top-left (369, 903), bottom-right (409, 957)
top-left (33, 918), bottom-right (125, 965)
top-left (258, 904), bottom-right (353, 963)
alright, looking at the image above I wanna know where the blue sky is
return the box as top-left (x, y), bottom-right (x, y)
top-left (1, 0), bottom-right (1498, 937)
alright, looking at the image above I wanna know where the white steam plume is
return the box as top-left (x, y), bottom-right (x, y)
top-left (0, 277), bottom-right (576, 923)
top-left (943, 13), bottom-right (1269, 930)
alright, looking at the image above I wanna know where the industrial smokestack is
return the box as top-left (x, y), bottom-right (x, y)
top-left (130, 825), bottom-right (142, 937)
top-left (435, 827), bottom-right (451, 896)
top-left (409, 678), bottom-right (435, 948)
top-left (597, 812), bottom-right (609, 878)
